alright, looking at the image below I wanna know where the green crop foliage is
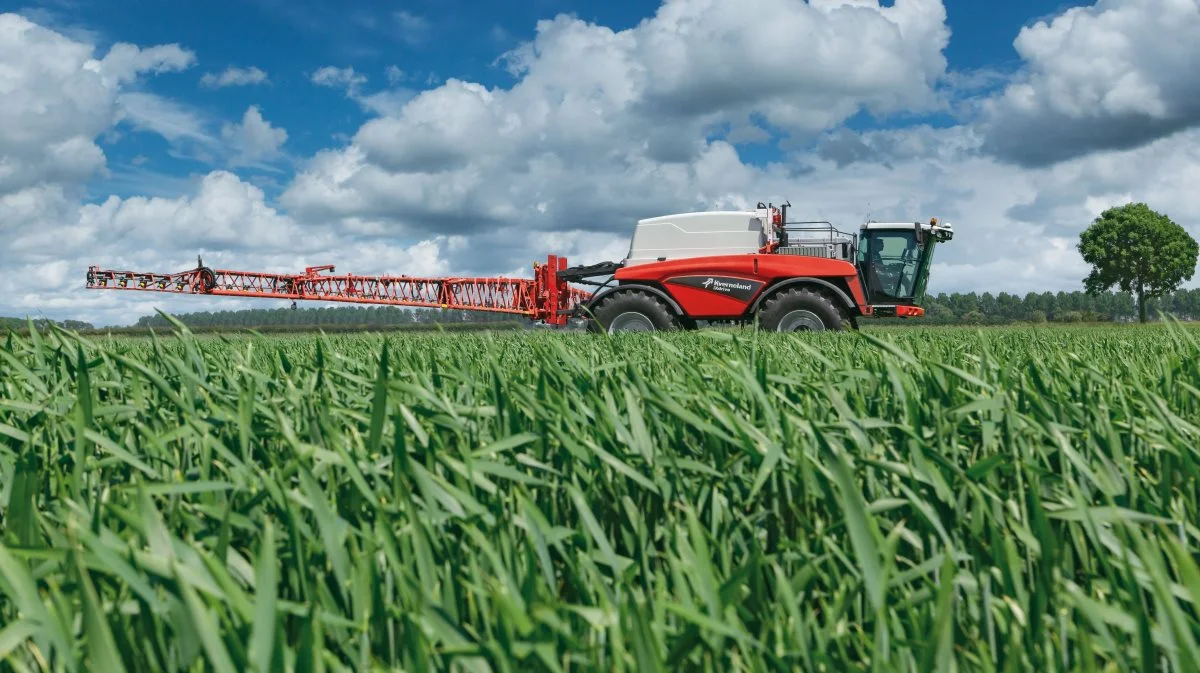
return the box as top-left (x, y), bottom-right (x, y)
top-left (1, 319), bottom-right (1200, 672)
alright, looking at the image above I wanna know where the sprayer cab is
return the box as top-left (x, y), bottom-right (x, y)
top-left (856, 218), bottom-right (954, 306)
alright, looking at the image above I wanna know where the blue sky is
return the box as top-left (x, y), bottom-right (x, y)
top-left (35, 0), bottom-right (1061, 194)
top-left (4, 0), bottom-right (1199, 325)
top-left (46, 0), bottom-right (689, 189)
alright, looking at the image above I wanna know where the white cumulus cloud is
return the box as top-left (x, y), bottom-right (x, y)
top-left (201, 65), bottom-right (269, 88)
top-left (95, 41), bottom-right (195, 85)
top-left (310, 65), bottom-right (367, 92)
top-left (0, 13), bottom-right (193, 192)
top-left (282, 0), bottom-right (952, 237)
top-left (979, 0), bottom-right (1200, 166)
top-left (221, 106), bottom-right (288, 166)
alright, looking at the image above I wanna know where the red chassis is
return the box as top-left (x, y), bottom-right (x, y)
top-left (604, 254), bottom-right (925, 322)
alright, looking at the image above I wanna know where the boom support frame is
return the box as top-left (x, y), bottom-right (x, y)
top-left (85, 255), bottom-right (590, 326)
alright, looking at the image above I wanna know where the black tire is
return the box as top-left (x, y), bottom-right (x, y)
top-left (756, 286), bottom-right (853, 332)
top-left (197, 267), bottom-right (216, 293)
top-left (587, 289), bottom-right (681, 333)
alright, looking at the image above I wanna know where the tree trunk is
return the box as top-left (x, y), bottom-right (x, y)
top-left (1138, 284), bottom-right (1147, 323)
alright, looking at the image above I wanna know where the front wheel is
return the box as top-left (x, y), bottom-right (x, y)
top-left (756, 287), bottom-right (853, 332)
top-left (588, 290), bottom-right (682, 333)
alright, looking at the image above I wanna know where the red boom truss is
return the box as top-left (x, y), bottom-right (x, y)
top-left (86, 255), bottom-right (591, 325)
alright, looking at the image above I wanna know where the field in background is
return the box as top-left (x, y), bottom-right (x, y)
top-left (1, 323), bottom-right (1199, 670)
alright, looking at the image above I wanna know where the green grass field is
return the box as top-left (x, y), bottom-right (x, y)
top-left (1, 321), bottom-right (1199, 671)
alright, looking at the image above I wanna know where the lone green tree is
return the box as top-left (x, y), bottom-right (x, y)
top-left (1078, 203), bottom-right (1198, 323)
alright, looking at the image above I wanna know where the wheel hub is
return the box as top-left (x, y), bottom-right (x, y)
top-left (777, 309), bottom-right (826, 331)
top-left (609, 312), bottom-right (656, 333)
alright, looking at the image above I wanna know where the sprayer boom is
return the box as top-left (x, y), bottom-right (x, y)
top-left (85, 255), bottom-right (589, 325)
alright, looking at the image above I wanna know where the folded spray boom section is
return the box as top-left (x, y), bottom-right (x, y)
top-left (86, 255), bottom-right (590, 325)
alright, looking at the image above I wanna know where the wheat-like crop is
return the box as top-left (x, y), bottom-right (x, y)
top-left (1, 319), bottom-right (1198, 671)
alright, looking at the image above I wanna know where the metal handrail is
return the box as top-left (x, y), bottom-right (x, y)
top-left (781, 220), bottom-right (857, 240)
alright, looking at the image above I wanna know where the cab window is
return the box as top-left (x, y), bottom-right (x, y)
top-left (859, 229), bottom-right (922, 303)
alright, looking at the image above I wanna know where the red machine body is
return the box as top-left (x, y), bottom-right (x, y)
top-left (614, 254), bottom-right (869, 319)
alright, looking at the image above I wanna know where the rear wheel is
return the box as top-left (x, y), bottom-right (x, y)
top-left (588, 290), bottom-right (682, 333)
top-left (756, 287), bottom-right (853, 332)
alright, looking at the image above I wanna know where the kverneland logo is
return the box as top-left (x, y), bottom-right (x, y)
top-left (703, 278), bottom-right (753, 292)
top-left (670, 275), bottom-right (761, 301)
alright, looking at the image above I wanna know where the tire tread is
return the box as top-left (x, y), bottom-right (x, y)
top-left (589, 289), bottom-right (681, 333)
top-left (757, 286), bottom-right (853, 331)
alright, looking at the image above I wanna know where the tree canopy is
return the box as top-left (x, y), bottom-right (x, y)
top-left (1078, 202), bottom-right (1198, 322)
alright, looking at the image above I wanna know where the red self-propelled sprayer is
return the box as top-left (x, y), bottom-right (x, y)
top-left (86, 202), bottom-right (954, 333)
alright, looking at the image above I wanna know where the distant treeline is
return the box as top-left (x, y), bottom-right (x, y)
top-left (0, 317), bottom-right (95, 331)
top-left (917, 288), bottom-right (1200, 324)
